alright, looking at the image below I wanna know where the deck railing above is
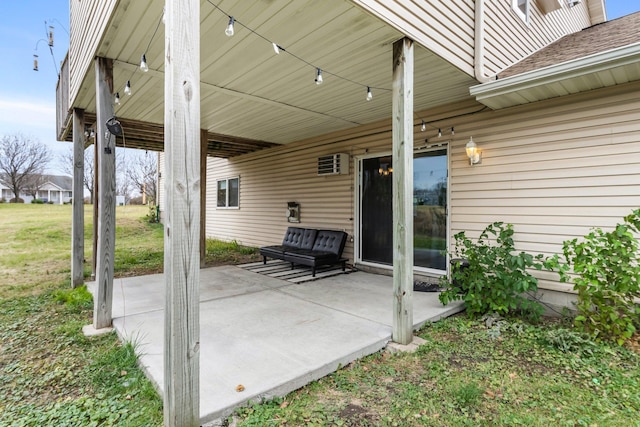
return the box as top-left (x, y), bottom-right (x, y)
top-left (56, 53), bottom-right (70, 141)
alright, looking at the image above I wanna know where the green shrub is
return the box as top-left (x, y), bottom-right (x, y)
top-left (553, 209), bottom-right (640, 345)
top-left (439, 222), bottom-right (549, 321)
top-left (144, 205), bottom-right (158, 223)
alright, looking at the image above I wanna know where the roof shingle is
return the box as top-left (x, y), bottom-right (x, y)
top-left (499, 12), bottom-right (640, 79)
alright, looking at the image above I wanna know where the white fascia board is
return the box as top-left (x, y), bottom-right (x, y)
top-left (470, 42), bottom-right (640, 102)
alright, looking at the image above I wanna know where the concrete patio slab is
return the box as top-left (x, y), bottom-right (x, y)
top-left (88, 266), bottom-right (464, 424)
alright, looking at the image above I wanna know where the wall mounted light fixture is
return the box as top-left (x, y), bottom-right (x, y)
top-left (465, 137), bottom-right (481, 165)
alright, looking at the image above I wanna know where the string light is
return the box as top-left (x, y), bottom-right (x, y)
top-left (366, 87), bottom-right (373, 101)
top-left (124, 80), bottom-right (132, 96)
top-left (225, 16), bottom-right (235, 37)
top-left (48, 26), bottom-right (54, 47)
top-left (421, 120), bottom-right (426, 132)
top-left (438, 128), bottom-right (442, 138)
top-left (140, 54), bottom-right (149, 72)
top-left (115, 92), bottom-right (121, 105)
top-left (451, 127), bottom-right (455, 135)
top-left (204, 0), bottom-right (388, 102)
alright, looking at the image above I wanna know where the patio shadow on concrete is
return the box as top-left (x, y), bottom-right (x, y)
top-left (89, 265), bottom-right (464, 424)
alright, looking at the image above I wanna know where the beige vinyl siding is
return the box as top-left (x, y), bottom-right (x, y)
top-left (482, 0), bottom-right (592, 75)
top-left (69, 0), bottom-right (117, 106)
top-left (351, 1), bottom-right (593, 79)
top-left (204, 121), bottom-right (399, 262)
top-left (351, 0), bottom-right (475, 75)
top-left (449, 80), bottom-right (640, 292)
top-left (202, 81), bottom-right (640, 295)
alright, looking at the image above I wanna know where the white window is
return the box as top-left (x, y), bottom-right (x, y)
top-left (217, 177), bottom-right (239, 208)
top-left (513, 0), bottom-right (529, 23)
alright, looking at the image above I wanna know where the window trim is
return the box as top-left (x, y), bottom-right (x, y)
top-left (512, 0), bottom-right (530, 24)
top-left (216, 176), bottom-right (240, 209)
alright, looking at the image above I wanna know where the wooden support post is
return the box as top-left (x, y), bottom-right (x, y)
top-left (200, 129), bottom-right (207, 269)
top-left (164, 0), bottom-right (201, 425)
top-left (71, 108), bottom-right (85, 288)
top-left (92, 140), bottom-right (98, 279)
top-left (391, 38), bottom-right (414, 345)
top-left (93, 57), bottom-right (116, 330)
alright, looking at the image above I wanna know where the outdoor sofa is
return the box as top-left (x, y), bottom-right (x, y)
top-left (259, 227), bottom-right (348, 277)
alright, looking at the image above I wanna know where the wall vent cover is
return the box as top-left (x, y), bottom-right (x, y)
top-left (317, 153), bottom-right (348, 175)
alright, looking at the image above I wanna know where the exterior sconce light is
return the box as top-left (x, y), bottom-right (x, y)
top-left (465, 137), bottom-right (481, 165)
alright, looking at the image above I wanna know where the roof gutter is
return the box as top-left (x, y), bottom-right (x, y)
top-left (474, 0), bottom-right (495, 83)
top-left (470, 41), bottom-right (640, 104)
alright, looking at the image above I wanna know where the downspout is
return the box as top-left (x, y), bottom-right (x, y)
top-left (475, 0), bottom-right (495, 82)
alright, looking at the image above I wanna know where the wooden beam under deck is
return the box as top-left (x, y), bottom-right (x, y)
top-left (67, 113), bottom-right (278, 158)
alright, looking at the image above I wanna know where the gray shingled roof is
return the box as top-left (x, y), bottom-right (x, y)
top-left (45, 175), bottom-right (73, 191)
top-left (500, 11), bottom-right (640, 79)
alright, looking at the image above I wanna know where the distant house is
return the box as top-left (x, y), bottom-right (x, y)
top-left (0, 174), bottom-right (73, 204)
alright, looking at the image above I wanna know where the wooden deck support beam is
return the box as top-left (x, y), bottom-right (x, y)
top-left (93, 57), bottom-right (116, 330)
top-left (201, 129), bottom-right (207, 269)
top-left (163, 0), bottom-right (201, 425)
top-left (92, 140), bottom-right (98, 279)
top-left (391, 38), bottom-right (414, 345)
top-left (71, 108), bottom-right (85, 288)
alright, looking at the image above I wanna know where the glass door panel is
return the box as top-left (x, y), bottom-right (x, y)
top-left (413, 150), bottom-right (447, 270)
top-left (360, 156), bottom-right (393, 265)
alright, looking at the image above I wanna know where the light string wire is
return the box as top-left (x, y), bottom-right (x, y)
top-left (205, 0), bottom-right (392, 93)
top-left (118, 10), bottom-right (164, 102)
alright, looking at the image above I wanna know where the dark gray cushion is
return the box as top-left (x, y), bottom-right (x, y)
top-left (311, 230), bottom-right (347, 257)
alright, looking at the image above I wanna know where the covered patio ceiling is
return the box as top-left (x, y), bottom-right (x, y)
top-left (70, 0), bottom-right (477, 157)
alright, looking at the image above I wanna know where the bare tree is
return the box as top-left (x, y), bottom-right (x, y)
top-left (59, 146), bottom-right (95, 203)
top-left (24, 173), bottom-right (48, 200)
top-left (126, 150), bottom-right (158, 205)
top-left (0, 134), bottom-right (50, 202)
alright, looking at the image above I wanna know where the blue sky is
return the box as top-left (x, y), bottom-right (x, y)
top-left (0, 1), bottom-right (638, 175)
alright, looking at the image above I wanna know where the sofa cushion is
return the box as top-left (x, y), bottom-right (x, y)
top-left (284, 250), bottom-right (338, 266)
top-left (311, 230), bottom-right (347, 257)
top-left (260, 245), bottom-right (293, 258)
top-left (281, 227), bottom-right (306, 249)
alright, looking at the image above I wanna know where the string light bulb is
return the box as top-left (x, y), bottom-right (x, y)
top-left (421, 120), bottom-right (426, 132)
top-left (272, 43), bottom-right (280, 55)
top-left (124, 80), bottom-right (132, 96)
top-left (438, 128), bottom-right (442, 138)
top-left (315, 68), bottom-right (323, 85)
top-left (162, 6), bottom-right (166, 25)
top-left (115, 92), bottom-right (121, 105)
top-left (451, 127), bottom-right (455, 135)
top-left (225, 16), bottom-right (235, 37)
top-left (33, 54), bottom-right (39, 71)
top-left (140, 54), bottom-right (149, 72)
top-left (366, 87), bottom-right (373, 101)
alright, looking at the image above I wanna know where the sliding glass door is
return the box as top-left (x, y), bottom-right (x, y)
top-left (359, 149), bottom-right (448, 271)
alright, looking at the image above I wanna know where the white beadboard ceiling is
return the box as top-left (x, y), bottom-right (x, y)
top-left (72, 0), bottom-right (476, 146)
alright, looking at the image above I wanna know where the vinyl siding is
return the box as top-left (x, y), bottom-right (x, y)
top-left (352, 0), bottom-right (593, 78)
top-left (482, 0), bottom-right (592, 75)
top-left (449, 80), bottom-right (640, 292)
top-left (69, 0), bottom-right (117, 106)
top-left (351, 0), bottom-right (475, 75)
top-left (183, 81), bottom-right (640, 295)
